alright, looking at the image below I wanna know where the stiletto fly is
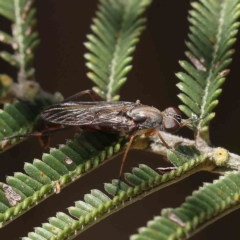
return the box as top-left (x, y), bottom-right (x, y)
top-left (4, 90), bottom-right (191, 194)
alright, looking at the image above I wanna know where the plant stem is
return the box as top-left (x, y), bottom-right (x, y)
top-left (146, 131), bottom-right (240, 171)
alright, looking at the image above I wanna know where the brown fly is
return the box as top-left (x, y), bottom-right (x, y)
top-left (4, 90), bottom-right (192, 194)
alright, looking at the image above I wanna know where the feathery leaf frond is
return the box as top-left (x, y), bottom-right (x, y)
top-left (0, 0), bottom-right (40, 84)
top-left (0, 132), bottom-right (126, 227)
top-left (176, 0), bottom-right (240, 145)
top-left (0, 99), bottom-right (44, 152)
top-left (22, 156), bottom-right (208, 239)
top-left (131, 171), bottom-right (240, 240)
top-left (85, 0), bottom-right (152, 101)
top-left (0, 94), bottom-right (61, 152)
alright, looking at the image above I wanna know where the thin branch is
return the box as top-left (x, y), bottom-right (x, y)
top-left (148, 131), bottom-right (240, 171)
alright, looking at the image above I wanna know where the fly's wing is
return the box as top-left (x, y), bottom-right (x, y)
top-left (41, 101), bottom-right (136, 127)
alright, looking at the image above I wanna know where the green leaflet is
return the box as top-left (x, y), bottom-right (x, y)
top-left (0, 0), bottom-right (40, 82)
top-left (21, 157), bottom-right (208, 239)
top-left (0, 100), bottom-right (39, 151)
top-left (85, 0), bottom-right (152, 101)
top-left (130, 171), bottom-right (240, 240)
top-left (0, 97), bottom-right (58, 152)
top-left (167, 145), bottom-right (201, 167)
top-left (176, 0), bottom-right (240, 144)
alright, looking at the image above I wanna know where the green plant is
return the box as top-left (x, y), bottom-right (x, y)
top-left (1, 0), bottom-right (240, 239)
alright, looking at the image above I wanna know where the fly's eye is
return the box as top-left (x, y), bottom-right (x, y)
top-left (165, 107), bottom-right (182, 122)
top-left (163, 107), bottom-right (181, 133)
top-left (164, 117), bottom-right (180, 133)
top-left (175, 115), bottom-right (182, 122)
top-left (165, 107), bottom-right (181, 116)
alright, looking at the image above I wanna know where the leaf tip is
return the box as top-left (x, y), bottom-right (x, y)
top-left (219, 69), bottom-right (230, 77)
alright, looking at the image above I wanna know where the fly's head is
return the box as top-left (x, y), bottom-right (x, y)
top-left (162, 107), bottom-right (182, 133)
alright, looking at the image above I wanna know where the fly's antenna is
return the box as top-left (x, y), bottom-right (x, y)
top-left (180, 113), bottom-right (208, 129)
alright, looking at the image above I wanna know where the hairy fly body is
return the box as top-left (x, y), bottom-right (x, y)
top-left (5, 90), bottom-right (187, 194)
top-left (41, 101), bottom-right (182, 136)
top-left (40, 97), bottom-right (184, 194)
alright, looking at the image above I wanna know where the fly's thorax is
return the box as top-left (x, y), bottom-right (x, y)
top-left (127, 105), bottom-right (163, 129)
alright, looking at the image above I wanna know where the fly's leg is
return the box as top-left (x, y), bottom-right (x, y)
top-left (115, 135), bottom-right (135, 195)
top-left (146, 130), bottom-right (192, 161)
top-left (62, 89), bottom-right (103, 102)
top-left (156, 131), bottom-right (193, 160)
top-left (4, 125), bottom-right (74, 149)
top-left (156, 131), bottom-right (173, 150)
top-left (4, 125), bottom-right (73, 139)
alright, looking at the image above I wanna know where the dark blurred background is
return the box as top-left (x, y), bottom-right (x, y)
top-left (1, 0), bottom-right (240, 239)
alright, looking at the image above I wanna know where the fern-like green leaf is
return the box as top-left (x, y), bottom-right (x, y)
top-left (0, 95), bottom-right (60, 152)
top-left (131, 171), bottom-right (240, 240)
top-left (167, 145), bottom-right (201, 167)
top-left (0, 0), bottom-right (40, 80)
top-left (84, 0), bottom-right (152, 101)
top-left (21, 156), bottom-right (209, 239)
top-left (0, 99), bottom-right (44, 151)
top-left (0, 131), bottom-right (127, 227)
top-left (176, 0), bottom-right (240, 144)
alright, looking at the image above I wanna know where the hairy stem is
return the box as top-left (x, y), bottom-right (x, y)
top-left (145, 131), bottom-right (240, 171)
top-left (13, 0), bottom-right (26, 82)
